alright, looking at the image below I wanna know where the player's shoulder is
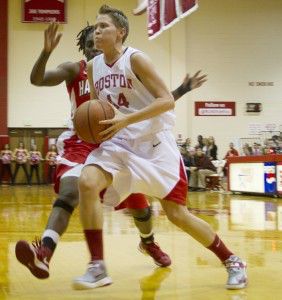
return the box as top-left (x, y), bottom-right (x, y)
top-left (130, 47), bottom-right (150, 63)
top-left (130, 48), bottom-right (152, 71)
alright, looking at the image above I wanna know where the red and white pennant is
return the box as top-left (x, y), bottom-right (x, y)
top-left (133, 1), bottom-right (198, 40)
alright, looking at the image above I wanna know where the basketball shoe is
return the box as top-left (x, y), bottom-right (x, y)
top-left (224, 255), bottom-right (247, 289)
top-left (15, 238), bottom-right (51, 279)
top-left (138, 242), bottom-right (171, 267)
top-left (72, 260), bottom-right (112, 290)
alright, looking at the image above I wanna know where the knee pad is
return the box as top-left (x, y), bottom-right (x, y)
top-left (53, 199), bottom-right (75, 214)
top-left (132, 207), bottom-right (151, 222)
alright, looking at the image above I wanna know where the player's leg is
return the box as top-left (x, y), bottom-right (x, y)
top-left (126, 194), bottom-right (171, 267)
top-left (160, 199), bottom-right (247, 289)
top-left (72, 165), bottom-right (112, 290)
top-left (15, 176), bottom-right (79, 279)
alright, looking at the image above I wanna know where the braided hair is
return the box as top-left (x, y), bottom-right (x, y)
top-left (76, 23), bottom-right (94, 54)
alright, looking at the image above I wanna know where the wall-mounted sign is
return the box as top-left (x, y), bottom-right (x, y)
top-left (246, 103), bottom-right (262, 112)
top-left (248, 82), bottom-right (274, 86)
top-left (195, 101), bottom-right (236, 116)
top-left (22, 0), bottom-right (67, 23)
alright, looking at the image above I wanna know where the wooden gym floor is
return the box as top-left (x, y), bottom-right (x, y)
top-left (0, 185), bottom-right (281, 300)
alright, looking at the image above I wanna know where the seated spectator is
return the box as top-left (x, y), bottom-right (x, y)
top-left (242, 143), bottom-right (253, 156)
top-left (252, 142), bottom-right (263, 155)
top-left (279, 132), bottom-right (282, 142)
top-left (263, 139), bottom-right (276, 154)
top-left (223, 142), bottom-right (239, 176)
top-left (202, 138), bottom-right (210, 157)
top-left (0, 144), bottom-right (13, 184)
top-left (184, 138), bottom-right (191, 151)
top-left (189, 148), bottom-right (217, 191)
top-left (29, 144), bottom-right (43, 184)
top-left (224, 142), bottom-right (239, 159)
top-left (182, 146), bottom-right (196, 180)
top-left (176, 134), bottom-right (184, 148)
top-left (208, 136), bottom-right (218, 160)
top-left (195, 134), bottom-right (204, 149)
top-left (276, 141), bottom-right (282, 154)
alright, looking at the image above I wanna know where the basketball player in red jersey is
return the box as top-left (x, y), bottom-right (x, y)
top-left (74, 5), bottom-right (247, 290)
top-left (15, 22), bottom-right (207, 280)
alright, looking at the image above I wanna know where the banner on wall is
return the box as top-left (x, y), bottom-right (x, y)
top-left (264, 162), bottom-right (276, 194)
top-left (195, 102), bottom-right (236, 116)
top-left (276, 163), bottom-right (282, 194)
top-left (148, 0), bottom-right (198, 40)
top-left (22, 0), bottom-right (67, 23)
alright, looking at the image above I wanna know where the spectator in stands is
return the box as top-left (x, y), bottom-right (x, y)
top-left (0, 144), bottom-right (13, 184)
top-left (176, 134), bottom-right (184, 148)
top-left (29, 144), bottom-right (43, 184)
top-left (252, 142), bottom-right (263, 155)
top-left (45, 144), bottom-right (58, 184)
top-left (13, 141), bottom-right (30, 185)
top-left (223, 142), bottom-right (239, 176)
top-left (263, 139), bottom-right (276, 154)
top-left (189, 148), bottom-right (217, 191)
top-left (202, 138), bottom-right (210, 157)
top-left (184, 138), bottom-right (191, 151)
top-left (276, 141), bottom-right (282, 154)
top-left (182, 146), bottom-right (196, 180)
top-left (242, 143), bottom-right (253, 156)
top-left (196, 134), bottom-right (204, 149)
top-left (224, 142), bottom-right (239, 159)
top-left (208, 136), bottom-right (218, 160)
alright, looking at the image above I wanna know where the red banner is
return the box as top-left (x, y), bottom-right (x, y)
top-left (147, 0), bottom-right (198, 39)
top-left (22, 0), bottom-right (67, 23)
top-left (180, 0), bottom-right (197, 15)
top-left (148, 0), bottom-right (162, 39)
top-left (195, 102), bottom-right (236, 116)
top-left (163, 0), bottom-right (178, 28)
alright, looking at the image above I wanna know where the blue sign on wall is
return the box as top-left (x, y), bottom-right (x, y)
top-left (264, 162), bottom-right (276, 194)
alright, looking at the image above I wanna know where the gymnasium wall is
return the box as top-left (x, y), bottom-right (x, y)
top-left (182, 0), bottom-right (282, 157)
top-left (8, 0), bottom-right (282, 157)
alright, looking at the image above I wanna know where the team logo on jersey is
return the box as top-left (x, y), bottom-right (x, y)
top-left (95, 74), bottom-right (133, 95)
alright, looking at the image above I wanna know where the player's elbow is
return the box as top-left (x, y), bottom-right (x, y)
top-left (30, 75), bottom-right (43, 86)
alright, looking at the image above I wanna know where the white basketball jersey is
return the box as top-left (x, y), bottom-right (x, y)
top-left (92, 47), bottom-right (175, 139)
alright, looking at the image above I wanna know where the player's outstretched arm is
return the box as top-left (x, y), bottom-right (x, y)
top-left (30, 23), bottom-right (77, 87)
top-left (87, 60), bottom-right (98, 99)
top-left (172, 70), bottom-right (207, 101)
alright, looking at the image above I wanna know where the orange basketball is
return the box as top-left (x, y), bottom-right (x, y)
top-left (73, 100), bottom-right (115, 144)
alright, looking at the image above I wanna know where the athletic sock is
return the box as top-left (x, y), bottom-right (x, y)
top-left (84, 229), bottom-right (103, 261)
top-left (140, 230), bottom-right (154, 244)
top-left (42, 229), bottom-right (60, 261)
top-left (207, 234), bottom-right (233, 262)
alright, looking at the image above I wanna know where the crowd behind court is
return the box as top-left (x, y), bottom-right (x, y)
top-left (1, 132), bottom-right (282, 187)
top-left (177, 132), bottom-right (282, 191)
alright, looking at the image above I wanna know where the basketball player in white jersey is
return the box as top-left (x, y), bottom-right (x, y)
top-left (15, 22), bottom-right (206, 279)
top-left (73, 5), bottom-right (247, 290)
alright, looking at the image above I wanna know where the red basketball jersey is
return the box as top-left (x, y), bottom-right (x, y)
top-left (66, 60), bottom-right (90, 119)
